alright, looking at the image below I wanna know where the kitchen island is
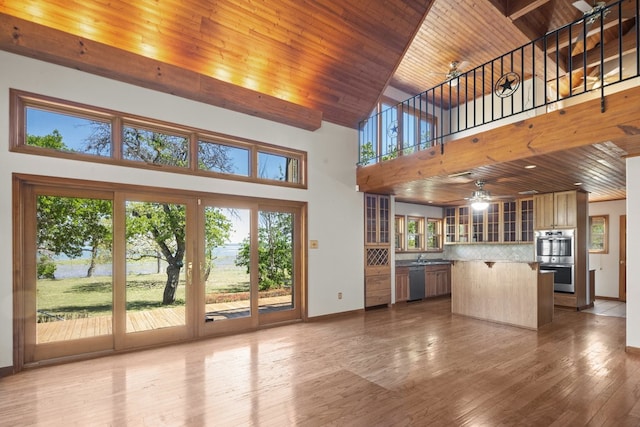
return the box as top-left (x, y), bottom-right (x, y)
top-left (451, 260), bottom-right (554, 330)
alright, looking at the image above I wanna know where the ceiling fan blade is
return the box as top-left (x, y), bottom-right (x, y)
top-left (457, 60), bottom-right (470, 71)
top-left (603, 66), bottom-right (621, 79)
top-left (572, 0), bottom-right (593, 14)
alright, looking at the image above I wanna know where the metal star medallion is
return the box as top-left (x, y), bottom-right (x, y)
top-left (494, 72), bottom-right (520, 98)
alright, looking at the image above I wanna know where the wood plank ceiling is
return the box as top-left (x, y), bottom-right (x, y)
top-left (0, 0), bottom-right (636, 204)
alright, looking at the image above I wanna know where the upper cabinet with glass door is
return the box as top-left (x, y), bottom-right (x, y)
top-left (365, 194), bottom-right (390, 246)
top-left (445, 198), bottom-right (534, 244)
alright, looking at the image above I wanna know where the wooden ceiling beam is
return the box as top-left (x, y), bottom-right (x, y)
top-left (507, 0), bottom-right (552, 21)
top-left (570, 28), bottom-right (638, 70)
top-left (356, 84), bottom-right (640, 193)
top-left (0, 13), bottom-right (323, 131)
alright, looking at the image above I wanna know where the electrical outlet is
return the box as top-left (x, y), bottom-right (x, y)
top-left (309, 240), bottom-right (319, 249)
top-left (338, 292), bottom-right (343, 299)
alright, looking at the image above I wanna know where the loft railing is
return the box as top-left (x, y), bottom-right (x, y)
top-left (358, 0), bottom-right (640, 166)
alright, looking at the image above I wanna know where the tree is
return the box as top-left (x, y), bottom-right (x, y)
top-left (126, 202), bottom-right (232, 304)
top-left (31, 132), bottom-right (112, 278)
top-left (236, 211), bottom-right (293, 291)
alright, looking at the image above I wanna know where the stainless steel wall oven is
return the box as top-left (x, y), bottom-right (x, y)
top-left (535, 229), bottom-right (575, 293)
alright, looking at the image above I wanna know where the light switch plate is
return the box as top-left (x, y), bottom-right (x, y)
top-left (309, 240), bottom-right (319, 249)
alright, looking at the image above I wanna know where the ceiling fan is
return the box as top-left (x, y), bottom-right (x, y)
top-left (467, 180), bottom-right (492, 210)
top-left (445, 61), bottom-right (469, 87)
top-left (572, 1), bottom-right (609, 25)
top-left (585, 66), bottom-right (624, 89)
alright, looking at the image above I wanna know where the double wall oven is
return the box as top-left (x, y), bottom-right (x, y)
top-left (535, 229), bottom-right (575, 293)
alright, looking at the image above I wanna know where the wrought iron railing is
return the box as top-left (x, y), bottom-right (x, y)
top-left (358, 0), bottom-right (639, 166)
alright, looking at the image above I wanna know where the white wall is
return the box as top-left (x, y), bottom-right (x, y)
top-left (588, 199), bottom-right (626, 298)
top-left (0, 51), bottom-right (364, 369)
top-left (627, 156), bottom-right (640, 349)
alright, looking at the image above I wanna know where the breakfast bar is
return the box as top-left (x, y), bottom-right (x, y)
top-left (451, 260), bottom-right (554, 330)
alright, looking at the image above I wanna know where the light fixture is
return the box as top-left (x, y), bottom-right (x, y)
top-left (448, 77), bottom-right (459, 87)
top-left (469, 180), bottom-right (491, 210)
top-left (524, 164), bottom-right (537, 169)
top-left (471, 200), bottom-right (489, 210)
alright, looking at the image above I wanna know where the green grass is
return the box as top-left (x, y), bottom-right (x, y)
top-left (37, 266), bottom-right (251, 319)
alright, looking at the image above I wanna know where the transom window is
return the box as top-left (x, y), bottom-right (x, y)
top-left (358, 96), bottom-right (437, 165)
top-left (12, 89), bottom-right (306, 187)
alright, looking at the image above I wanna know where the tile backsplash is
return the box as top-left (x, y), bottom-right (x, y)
top-left (444, 243), bottom-right (535, 261)
top-left (395, 243), bottom-right (535, 262)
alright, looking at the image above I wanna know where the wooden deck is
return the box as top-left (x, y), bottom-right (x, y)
top-left (36, 296), bottom-right (292, 343)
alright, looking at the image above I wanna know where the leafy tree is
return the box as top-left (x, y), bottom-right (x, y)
top-left (359, 141), bottom-right (376, 165)
top-left (126, 202), bottom-right (231, 304)
top-left (36, 195), bottom-right (113, 278)
top-left (30, 132), bottom-right (112, 278)
top-left (236, 211), bottom-right (293, 291)
top-left (27, 130), bottom-right (65, 150)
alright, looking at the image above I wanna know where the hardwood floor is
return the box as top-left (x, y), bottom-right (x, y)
top-left (2, 297), bottom-right (638, 426)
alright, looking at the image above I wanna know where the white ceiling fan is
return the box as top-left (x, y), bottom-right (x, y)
top-left (444, 61), bottom-right (469, 87)
top-left (572, 1), bottom-right (609, 25)
top-left (467, 180), bottom-right (492, 210)
top-left (585, 66), bottom-right (624, 89)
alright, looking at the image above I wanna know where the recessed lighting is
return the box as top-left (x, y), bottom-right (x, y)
top-left (574, 182), bottom-right (583, 186)
top-left (524, 165), bottom-right (537, 169)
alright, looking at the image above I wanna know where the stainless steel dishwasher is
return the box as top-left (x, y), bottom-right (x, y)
top-left (408, 265), bottom-right (425, 300)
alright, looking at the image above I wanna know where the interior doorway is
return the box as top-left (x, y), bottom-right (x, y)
top-left (619, 214), bottom-right (627, 302)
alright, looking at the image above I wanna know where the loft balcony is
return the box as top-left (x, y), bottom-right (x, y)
top-left (356, 0), bottom-right (640, 205)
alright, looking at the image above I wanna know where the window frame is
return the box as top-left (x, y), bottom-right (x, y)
top-left (406, 216), bottom-right (425, 251)
top-left (394, 215), bottom-right (405, 251)
top-left (589, 215), bottom-right (609, 254)
top-left (426, 217), bottom-right (444, 252)
top-left (11, 89), bottom-right (307, 188)
top-left (359, 96), bottom-right (438, 165)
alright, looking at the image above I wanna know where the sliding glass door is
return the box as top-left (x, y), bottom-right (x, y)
top-left (18, 178), bottom-right (304, 365)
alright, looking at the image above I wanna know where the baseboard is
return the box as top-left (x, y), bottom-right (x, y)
top-left (0, 365), bottom-right (14, 378)
top-left (626, 346), bottom-right (640, 355)
top-left (595, 295), bottom-right (621, 301)
top-left (306, 308), bottom-right (364, 322)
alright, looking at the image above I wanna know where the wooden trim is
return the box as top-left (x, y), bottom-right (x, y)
top-left (626, 346), bottom-right (640, 355)
top-left (0, 365), bottom-right (14, 378)
top-left (306, 309), bottom-right (364, 322)
top-left (12, 174), bottom-right (24, 373)
top-left (620, 215), bottom-right (627, 301)
top-left (0, 13), bottom-right (322, 131)
top-left (594, 295), bottom-right (622, 301)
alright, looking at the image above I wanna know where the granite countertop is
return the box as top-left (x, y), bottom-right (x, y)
top-left (396, 259), bottom-right (452, 267)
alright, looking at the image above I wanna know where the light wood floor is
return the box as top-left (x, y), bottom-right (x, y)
top-left (2, 297), bottom-right (639, 426)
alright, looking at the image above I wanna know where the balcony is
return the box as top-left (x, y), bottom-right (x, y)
top-left (358, 0), bottom-right (640, 167)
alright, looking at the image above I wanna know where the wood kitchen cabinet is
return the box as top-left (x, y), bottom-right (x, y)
top-left (364, 193), bottom-right (391, 307)
top-left (446, 198), bottom-right (532, 244)
top-left (425, 264), bottom-right (451, 297)
top-left (395, 267), bottom-right (409, 303)
top-left (534, 190), bottom-right (583, 230)
top-left (365, 194), bottom-right (390, 244)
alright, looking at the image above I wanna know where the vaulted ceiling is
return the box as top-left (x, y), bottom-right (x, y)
top-left (0, 0), bottom-right (637, 203)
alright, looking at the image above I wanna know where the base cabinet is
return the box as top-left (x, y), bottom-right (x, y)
top-left (426, 265), bottom-right (451, 297)
top-left (365, 274), bottom-right (391, 307)
top-left (395, 264), bottom-right (450, 303)
top-left (395, 267), bottom-right (409, 303)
